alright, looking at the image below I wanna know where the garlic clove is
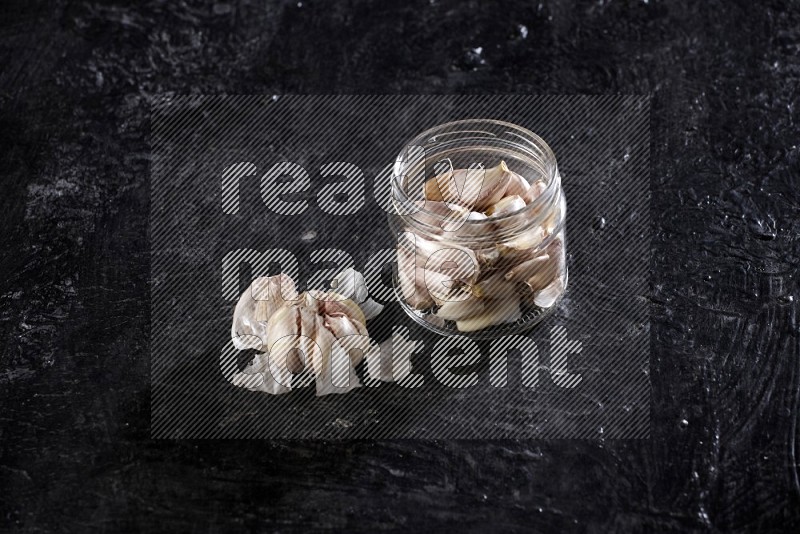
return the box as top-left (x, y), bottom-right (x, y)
top-left (486, 195), bottom-right (526, 217)
top-left (265, 305), bottom-right (299, 350)
top-left (498, 225), bottom-right (546, 253)
top-left (295, 305), bottom-right (319, 373)
top-left (503, 171), bottom-right (530, 199)
top-left (471, 272), bottom-right (520, 300)
top-left (423, 161), bottom-right (512, 212)
top-left (413, 236), bottom-right (479, 283)
top-left (410, 200), bottom-right (458, 233)
top-left (265, 304), bottom-right (306, 374)
top-left (476, 246), bottom-right (500, 267)
top-left (251, 273), bottom-right (300, 317)
top-left (527, 179), bottom-right (547, 204)
top-left (422, 268), bottom-right (464, 304)
top-left (324, 313), bottom-right (363, 339)
top-left (233, 352), bottom-right (293, 394)
top-left (304, 290), bottom-right (367, 327)
top-left (398, 247), bottom-right (435, 309)
top-left (324, 314), bottom-right (369, 367)
top-left (468, 211), bottom-right (488, 221)
top-left (456, 296), bottom-right (522, 332)
top-left (435, 295), bottom-right (486, 321)
top-left (524, 240), bottom-right (565, 292)
top-left (312, 314), bottom-right (361, 396)
top-left (232, 274), bottom-right (299, 351)
top-left (504, 253), bottom-right (551, 282)
top-left (533, 276), bottom-right (564, 308)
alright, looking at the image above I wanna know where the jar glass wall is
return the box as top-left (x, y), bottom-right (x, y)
top-left (389, 119), bottom-right (568, 339)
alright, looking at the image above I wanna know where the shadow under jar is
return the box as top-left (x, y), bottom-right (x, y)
top-left (389, 119), bottom-right (568, 339)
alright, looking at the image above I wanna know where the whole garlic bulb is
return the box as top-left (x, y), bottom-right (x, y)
top-left (231, 273), bottom-right (377, 395)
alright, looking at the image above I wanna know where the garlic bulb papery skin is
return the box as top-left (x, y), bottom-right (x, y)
top-left (390, 120), bottom-right (568, 337)
top-left (330, 268), bottom-right (384, 320)
top-left (231, 274), bottom-right (299, 351)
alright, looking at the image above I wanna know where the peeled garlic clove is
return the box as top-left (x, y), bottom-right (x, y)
top-left (424, 161), bottom-right (512, 212)
top-left (486, 195), bottom-right (526, 217)
top-left (330, 268), bottom-right (384, 321)
top-left (400, 270), bottom-right (434, 309)
top-left (533, 276), bottom-right (564, 308)
top-left (436, 295), bottom-right (485, 321)
top-left (524, 268), bottom-right (555, 292)
top-left (456, 296), bottom-right (522, 332)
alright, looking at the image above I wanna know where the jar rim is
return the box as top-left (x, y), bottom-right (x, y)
top-left (391, 119), bottom-right (562, 239)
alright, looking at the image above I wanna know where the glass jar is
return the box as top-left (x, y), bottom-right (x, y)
top-left (389, 119), bottom-right (568, 338)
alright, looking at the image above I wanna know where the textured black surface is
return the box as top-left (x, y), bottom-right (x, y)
top-left (1, 0), bottom-right (799, 531)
